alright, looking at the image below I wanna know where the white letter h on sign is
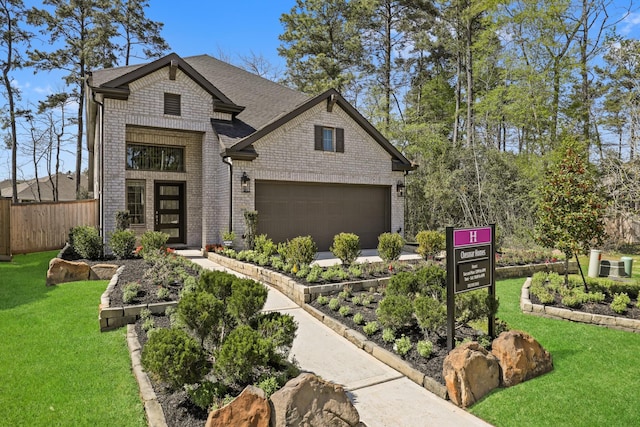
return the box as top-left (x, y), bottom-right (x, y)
top-left (469, 231), bottom-right (478, 243)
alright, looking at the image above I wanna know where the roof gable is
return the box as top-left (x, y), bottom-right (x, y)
top-left (223, 89), bottom-right (414, 171)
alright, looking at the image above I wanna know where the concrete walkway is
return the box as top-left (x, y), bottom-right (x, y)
top-left (178, 250), bottom-right (492, 427)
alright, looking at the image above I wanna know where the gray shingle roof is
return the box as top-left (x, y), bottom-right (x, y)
top-left (89, 54), bottom-right (310, 148)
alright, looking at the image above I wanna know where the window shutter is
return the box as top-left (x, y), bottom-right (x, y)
top-left (164, 93), bottom-right (181, 116)
top-left (336, 127), bottom-right (344, 153)
top-left (314, 125), bottom-right (323, 151)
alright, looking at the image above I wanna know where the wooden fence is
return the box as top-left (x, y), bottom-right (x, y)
top-left (0, 199), bottom-right (10, 261)
top-left (0, 199), bottom-right (98, 257)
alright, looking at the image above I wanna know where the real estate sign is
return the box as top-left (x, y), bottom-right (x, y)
top-left (446, 225), bottom-right (496, 350)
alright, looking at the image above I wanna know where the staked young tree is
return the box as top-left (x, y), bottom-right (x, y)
top-left (534, 136), bottom-right (607, 286)
top-left (0, 0), bottom-right (31, 203)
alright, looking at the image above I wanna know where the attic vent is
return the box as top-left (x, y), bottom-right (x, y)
top-left (164, 93), bottom-right (181, 116)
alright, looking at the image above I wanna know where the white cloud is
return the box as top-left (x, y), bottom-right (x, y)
top-left (620, 12), bottom-right (640, 35)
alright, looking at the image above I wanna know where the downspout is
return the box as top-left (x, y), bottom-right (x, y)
top-left (92, 91), bottom-right (105, 247)
top-left (222, 156), bottom-right (233, 233)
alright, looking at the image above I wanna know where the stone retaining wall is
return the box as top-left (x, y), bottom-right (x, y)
top-left (520, 278), bottom-right (640, 333)
top-left (495, 261), bottom-right (577, 279)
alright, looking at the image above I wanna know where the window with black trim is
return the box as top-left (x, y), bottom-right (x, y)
top-left (164, 93), bottom-right (181, 116)
top-left (126, 143), bottom-right (185, 172)
top-left (126, 180), bottom-right (145, 225)
top-left (314, 125), bottom-right (344, 152)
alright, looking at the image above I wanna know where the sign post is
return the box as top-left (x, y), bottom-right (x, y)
top-left (446, 224), bottom-right (496, 350)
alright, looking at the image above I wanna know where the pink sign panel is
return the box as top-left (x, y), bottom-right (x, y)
top-left (454, 227), bottom-right (492, 247)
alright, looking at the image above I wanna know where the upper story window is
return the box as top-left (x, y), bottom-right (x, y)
top-left (164, 93), bottom-right (181, 116)
top-left (126, 143), bottom-right (185, 172)
top-left (314, 125), bottom-right (344, 153)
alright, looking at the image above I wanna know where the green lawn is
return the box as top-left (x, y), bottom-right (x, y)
top-left (470, 277), bottom-right (640, 427)
top-left (0, 251), bottom-right (145, 426)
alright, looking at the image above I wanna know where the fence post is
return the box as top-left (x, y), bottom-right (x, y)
top-left (0, 198), bottom-right (11, 261)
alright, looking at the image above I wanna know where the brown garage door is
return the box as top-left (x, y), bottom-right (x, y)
top-left (255, 181), bottom-right (391, 251)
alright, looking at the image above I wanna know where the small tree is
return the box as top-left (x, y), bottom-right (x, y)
top-left (416, 230), bottom-right (445, 260)
top-left (534, 137), bottom-right (607, 286)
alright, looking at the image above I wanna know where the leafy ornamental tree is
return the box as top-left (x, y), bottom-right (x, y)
top-left (534, 137), bottom-right (607, 286)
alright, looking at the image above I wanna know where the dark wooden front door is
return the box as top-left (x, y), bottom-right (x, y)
top-left (154, 182), bottom-right (185, 244)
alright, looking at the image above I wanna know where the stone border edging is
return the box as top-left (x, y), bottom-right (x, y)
top-left (126, 324), bottom-right (168, 427)
top-left (207, 252), bottom-right (449, 399)
top-left (520, 278), bottom-right (640, 333)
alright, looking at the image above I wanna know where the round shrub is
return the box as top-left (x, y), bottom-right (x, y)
top-left (254, 234), bottom-right (277, 257)
top-left (611, 292), bottom-right (631, 314)
top-left (71, 225), bottom-right (103, 260)
top-left (377, 232), bottom-right (404, 263)
top-left (255, 312), bottom-right (298, 357)
top-left (330, 232), bottom-right (361, 267)
top-left (140, 231), bottom-right (169, 257)
top-left (394, 335), bottom-right (412, 356)
top-left (415, 265), bottom-right (447, 300)
top-left (455, 290), bottom-right (499, 324)
top-left (414, 296), bottom-right (446, 334)
top-left (141, 327), bottom-right (210, 390)
top-left (415, 230), bottom-right (445, 260)
top-left (109, 229), bottom-right (136, 259)
top-left (281, 236), bottom-right (317, 266)
top-left (382, 327), bottom-right (396, 343)
top-left (178, 290), bottom-right (225, 346)
top-left (339, 305), bottom-right (351, 317)
top-left (376, 294), bottom-right (414, 331)
top-left (363, 321), bottom-right (379, 336)
top-left (386, 272), bottom-right (420, 296)
top-left (329, 298), bottom-right (340, 311)
top-left (197, 270), bottom-right (235, 300)
top-left (228, 278), bottom-right (268, 324)
top-left (215, 325), bottom-right (273, 385)
top-left (353, 312), bottom-right (365, 325)
top-left (417, 340), bottom-right (434, 358)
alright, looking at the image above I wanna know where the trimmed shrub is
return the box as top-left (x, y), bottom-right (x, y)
top-left (329, 298), bottom-right (340, 311)
top-left (141, 328), bottom-right (210, 390)
top-left (140, 231), bottom-right (169, 257)
top-left (611, 293), bottom-right (631, 314)
top-left (456, 289), bottom-right (499, 324)
top-left (363, 321), bottom-right (379, 336)
top-left (122, 282), bottom-right (140, 304)
top-left (178, 290), bottom-right (225, 346)
top-left (377, 232), bottom-right (404, 263)
top-left (386, 272), bottom-right (420, 296)
top-left (254, 234), bottom-right (277, 257)
top-left (227, 278), bottom-right (268, 324)
top-left (416, 265), bottom-right (447, 300)
top-left (281, 236), bottom-right (317, 267)
top-left (339, 305), bottom-right (351, 317)
top-left (330, 233), bottom-right (361, 267)
top-left (417, 340), bottom-right (434, 358)
top-left (254, 312), bottom-right (297, 358)
top-left (376, 294), bottom-right (414, 330)
top-left (415, 230), bottom-right (445, 260)
top-left (256, 376), bottom-right (280, 399)
top-left (414, 296), bottom-right (446, 334)
top-left (215, 325), bottom-right (273, 384)
top-left (305, 264), bottom-right (324, 283)
top-left (185, 381), bottom-right (227, 411)
top-left (197, 270), bottom-right (235, 301)
top-left (353, 312), bottom-right (365, 325)
top-left (156, 286), bottom-right (170, 300)
top-left (316, 295), bottom-right (329, 305)
top-left (70, 225), bottom-right (103, 260)
top-left (382, 327), bottom-right (396, 343)
top-left (109, 229), bottom-right (136, 259)
top-left (394, 335), bottom-right (412, 356)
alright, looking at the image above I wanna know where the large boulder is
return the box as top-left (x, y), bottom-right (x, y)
top-left (269, 373), bottom-right (360, 427)
top-left (205, 385), bottom-right (270, 427)
top-left (46, 258), bottom-right (91, 286)
top-left (491, 330), bottom-right (553, 387)
top-left (443, 341), bottom-right (500, 407)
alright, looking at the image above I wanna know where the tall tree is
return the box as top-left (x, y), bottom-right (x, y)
top-left (278, 0), bottom-right (366, 97)
top-left (0, 0), bottom-right (30, 203)
top-left (113, 0), bottom-right (168, 66)
top-left (28, 0), bottom-right (117, 198)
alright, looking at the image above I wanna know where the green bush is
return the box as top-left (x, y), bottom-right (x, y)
top-left (254, 312), bottom-right (297, 357)
top-left (611, 293), bottom-right (631, 314)
top-left (256, 376), bottom-right (280, 399)
top-left (330, 233), bottom-right (361, 267)
top-left (589, 277), bottom-right (640, 299)
top-left (70, 225), bottom-right (103, 260)
top-left (254, 234), bottom-right (277, 257)
top-left (415, 230), bottom-right (445, 260)
top-left (386, 272), bottom-right (420, 296)
top-left (351, 295), bottom-right (362, 306)
top-left (414, 296), bottom-right (446, 334)
top-left (348, 264), bottom-right (363, 278)
top-left (142, 317), bottom-right (155, 332)
top-left (329, 298), bottom-right (340, 311)
top-left (185, 381), bottom-right (227, 411)
top-left (417, 340), bottom-right (434, 358)
top-left (215, 325), bottom-right (273, 384)
top-left (561, 294), bottom-right (582, 308)
top-left (156, 286), bottom-right (170, 300)
top-left (455, 289), bottom-right (498, 324)
top-left (178, 290), bottom-right (225, 346)
top-left (197, 270), bottom-right (235, 300)
top-left (377, 295), bottom-right (414, 330)
top-left (316, 295), bottom-right (329, 305)
top-left (141, 327), bottom-right (210, 390)
top-left (296, 264), bottom-right (310, 278)
top-left (122, 282), bottom-right (140, 304)
top-left (394, 335), bottom-right (412, 356)
top-left (305, 264), bottom-right (324, 283)
top-left (415, 265), bottom-right (447, 300)
top-left (353, 312), bottom-right (365, 325)
top-left (140, 231), bottom-right (169, 257)
top-left (382, 327), bottom-right (396, 343)
top-left (281, 236), bottom-right (317, 266)
top-left (109, 229), bottom-right (136, 259)
top-left (363, 321), bottom-right (379, 336)
top-left (339, 305), bottom-right (351, 317)
top-left (227, 278), bottom-right (268, 324)
top-left (377, 232), bottom-right (404, 263)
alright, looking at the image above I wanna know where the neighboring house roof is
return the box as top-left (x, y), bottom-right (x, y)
top-left (88, 53), bottom-right (414, 170)
top-left (0, 172), bottom-right (87, 202)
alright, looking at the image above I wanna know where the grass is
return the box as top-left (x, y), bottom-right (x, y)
top-left (470, 277), bottom-right (640, 427)
top-left (0, 251), bottom-right (145, 426)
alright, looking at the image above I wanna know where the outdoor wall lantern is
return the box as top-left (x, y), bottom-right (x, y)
top-left (241, 172), bottom-right (250, 193)
top-left (396, 181), bottom-right (405, 197)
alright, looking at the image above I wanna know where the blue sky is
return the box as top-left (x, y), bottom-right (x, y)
top-left (1, 0), bottom-right (639, 182)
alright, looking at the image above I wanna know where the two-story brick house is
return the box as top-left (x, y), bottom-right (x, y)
top-left (86, 53), bottom-right (414, 251)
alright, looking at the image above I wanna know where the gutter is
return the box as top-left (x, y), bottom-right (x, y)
top-left (222, 157), bottom-right (233, 233)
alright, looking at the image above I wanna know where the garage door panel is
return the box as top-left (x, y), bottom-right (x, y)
top-left (256, 181), bottom-right (390, 251)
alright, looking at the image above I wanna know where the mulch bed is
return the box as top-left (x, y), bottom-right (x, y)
top-left (530, 292), bottom-right (640, 320)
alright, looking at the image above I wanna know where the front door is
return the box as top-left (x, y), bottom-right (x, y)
top-left (154, 182), bottom-right (185, 245)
